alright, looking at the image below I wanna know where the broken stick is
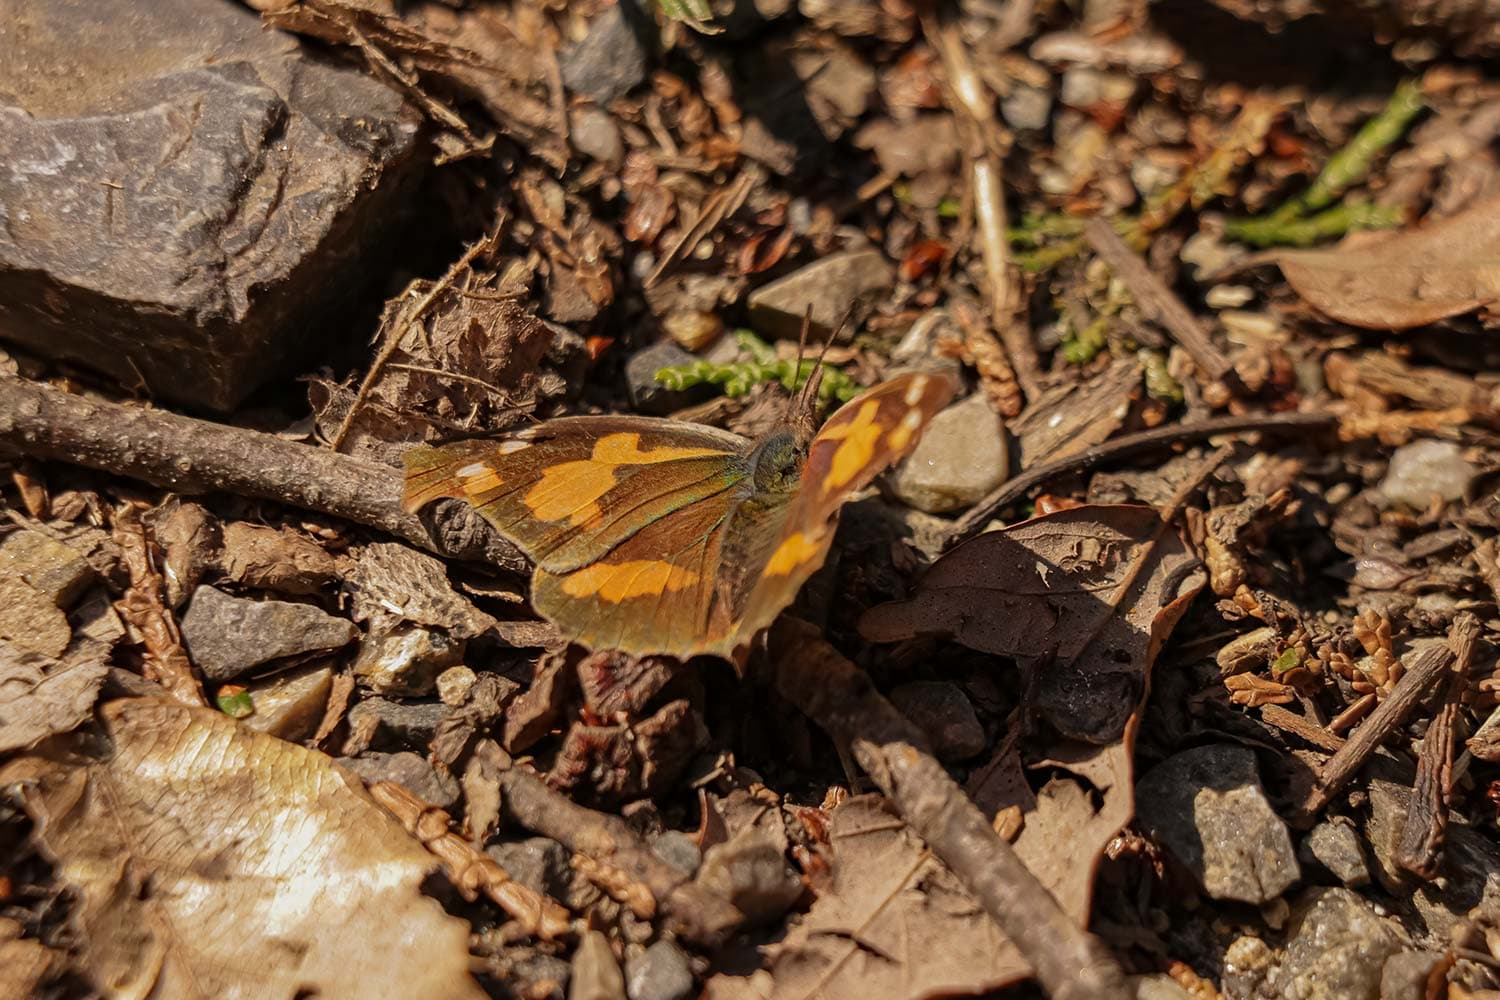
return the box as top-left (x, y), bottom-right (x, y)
top-left (772, 618), bottom-right (1132, 1000)
top-left (1082, 217), bottom-right (1234, 384)
top-left (0, 376), bottom-right (524, 572)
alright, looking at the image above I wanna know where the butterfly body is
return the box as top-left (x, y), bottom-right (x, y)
top-left (404, 371), bottom-right (958, 661)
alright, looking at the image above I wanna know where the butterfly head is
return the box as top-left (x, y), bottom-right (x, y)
top-left (750, 428), bottom-right (805, 494)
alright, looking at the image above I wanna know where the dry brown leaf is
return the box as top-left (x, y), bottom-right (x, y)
top-left (0, 917), bottom-right (66, 997)
top-left (861, 505), bottom-right (1205, 743)
top-left (0, 575), bottom-right (72, 659)
top-left (1224, 672), bottom-right (1296, 707)
top-left (1, 698), bottom-right (484, 1000)
top-left (1276, 192), bottom-right (1500, 329)
top-left (706, 753), bottom-right (1131, 1000)
top-left (0, 636), bottom-right (109, 752)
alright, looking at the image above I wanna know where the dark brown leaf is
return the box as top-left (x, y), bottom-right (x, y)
top-left (861, 505), bottom-right (1205, 743)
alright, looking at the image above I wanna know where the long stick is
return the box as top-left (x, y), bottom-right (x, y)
top-left (0, 376), bottom-right (523, 571)
top-left (773, 619), bottom-right (1132, 1000)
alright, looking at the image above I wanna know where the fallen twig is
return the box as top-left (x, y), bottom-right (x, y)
top-left (369, 780), bottom-right (574, 939)
top-left (946, 410), bottom-right (1337, 544)
top-left (496, 761), bottom-right (743, 947)
top-left (1295, 622), bottom-right (1471, 825)
top-left (1396, 613), bottom-right (1480, 878)
top-left (0, 376), bottom-right (524, 572)
top-left (772, 619), bottom-right (1133, 1000)
top-left (1082, 217), bottom-right (1234, 384)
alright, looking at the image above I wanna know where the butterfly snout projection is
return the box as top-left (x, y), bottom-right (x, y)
top-left (402, 371), bottom-right (958, 661)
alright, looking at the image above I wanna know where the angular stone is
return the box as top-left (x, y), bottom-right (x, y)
top-left (747, 249), bottom-right (894, 341)
top-left (626, 341), bottom-right (713, 416)
top-left (1302, 819), bottom-right (1371, 888)
top-left (353, 625), bottom-right (465, 698)
top-left (487, 837), bottom-right (574, 899)
top-left (342, 697), bottom-right (447, 755)
top-left (0, 0), bottom-right (422, 411)
top-left (625, 940), bottom-right (693, 1000)
top-left (560, 0), bottom-right (652, 104)
top-left (888, 681), bottom-right (987, 761)
top-left (338, 751), bottom-right (459, 809)
top-left (1268, 888), bottom-right (1409, 1000)
top-left (888, 393), bottom-right (1009, 514)
top-left (179, 585), bottom-right (358, 682)
top-left (240, 664), bottom-right (334, 743)
top-left (0, 531), bottom-right (94, 608)
top-left (1136, 745), bottom-right (1300, 903)
top-left (1379, 439), bottom-right (1475, 509)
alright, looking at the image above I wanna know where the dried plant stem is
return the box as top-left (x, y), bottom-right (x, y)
top-left (928, 13), bottom-right (1042, 403)
top-left (1396, 613), bottom-right (1480, 878)
top-left (946, 411), bottom-right (1337, 544)
top-left (330, 225), bottom-right (499, 451)
top-left (0, 376), bottom-right (524, 571)
top-left (496, 762), bottom-right (743, 947)
top-left (1082, 217), bottom-right (1234, 384)
top-left (369, 780), bottom-right (574, 939)
top-left (773, 619), bottom-right (1133, 1000)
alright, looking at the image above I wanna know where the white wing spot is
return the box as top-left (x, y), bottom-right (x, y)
top-left (903, 375), bottom-right (930, 406)
top-left (900, 409), bottom-right (923, 433)
top-left (458, 463), bottom-right (488, 478)
top-left (498, 440), bottom-right (530, 454)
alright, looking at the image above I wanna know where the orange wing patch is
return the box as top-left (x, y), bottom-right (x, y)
top-left (819, 401), bottom-right (884, 491)
top-left (765, 530), bottom-right (824, 576)
top-left (559, 559), bottom-right (703, 602)
top-left (524, 432), bottom-right (727, 526)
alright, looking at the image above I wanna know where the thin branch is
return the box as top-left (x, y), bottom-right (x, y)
top-left (946, 410), bottom-right (1337, 544)
top-left (1295, 618), bottom-right (1478, 825)
top-left (772, 619), bottom-right (1133, 1000)
top-left (1396, 613), bottom-right (1480, 878)
top-left (1083, 217), bottom-right (1234, 383)
top-left (0, 376), bottom-right (525, 572)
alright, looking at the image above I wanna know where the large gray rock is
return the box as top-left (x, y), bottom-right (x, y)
top-left (560, 0), bottom-right (652, 104)
top-left (179, 585), bottom-right (357, 681)
top-left (747, 249), bottom-right (893, 340)
top-left (0, 0), bottom-right (422, 411)
top-left (1136, 745), bottom-right (1300, 904)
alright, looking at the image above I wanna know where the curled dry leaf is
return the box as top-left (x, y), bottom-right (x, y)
top-left (861, 505), bottom-right (1205, 743)
top-left (1, 698), bottom-right (484, 1000)
top-left (1275, 192), bottom-right (1500, 329)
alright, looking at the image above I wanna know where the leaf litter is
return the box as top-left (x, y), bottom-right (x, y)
top-left (5, 1), bottom-right (1500, 998)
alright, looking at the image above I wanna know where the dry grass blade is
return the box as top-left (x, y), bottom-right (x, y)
top-left (1, 698), bottom-right (484, 1000)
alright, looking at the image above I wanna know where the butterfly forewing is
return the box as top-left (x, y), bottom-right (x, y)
top-left (402, 416), bottom-right (753, 575)
top-left (730, 371), bottom-right (959, 655)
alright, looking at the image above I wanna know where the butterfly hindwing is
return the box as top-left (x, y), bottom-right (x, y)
top-left (731, 371), bottom-right (959, 654)
top-left (402, 416), bottom-right (753, 574)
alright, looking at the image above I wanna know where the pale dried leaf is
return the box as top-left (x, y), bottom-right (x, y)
top-left (1276, 192), bottom-right (1500, 329)
top-left (0, 918), bottom-right (65, 997)
top-left (861, 505), bottom-right (1205, 743)
top-left (0, 576), bottom-right (71, 659)
top-left (0, 636), bottom-right (109, 752)
top-left (2, 698), bottom-right (484, 1000)
top-left (346, 542), bottom-right (498, 638)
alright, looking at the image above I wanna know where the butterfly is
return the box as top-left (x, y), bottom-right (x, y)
top-left (402, 368), bottom-right (957, 663)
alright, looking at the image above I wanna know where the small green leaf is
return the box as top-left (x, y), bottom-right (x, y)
top-left (1271, 648), bottom-right (1301, 677)
top-left (655, 0), bottom-right (721, 33)
top-left (216, 685), bottom-right (254, 719)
